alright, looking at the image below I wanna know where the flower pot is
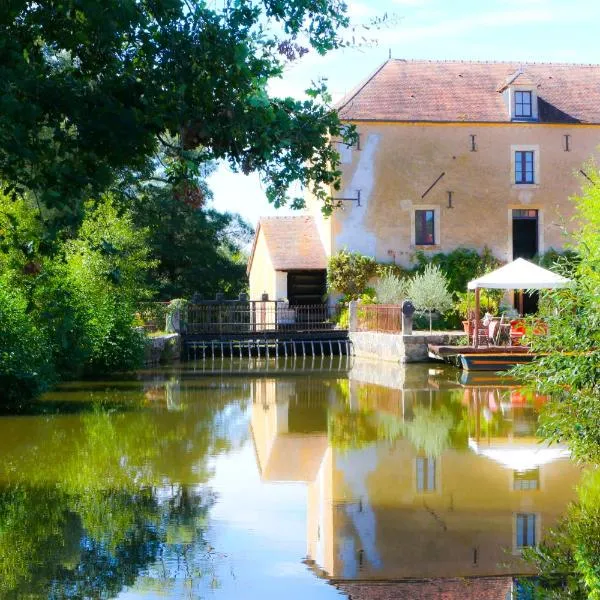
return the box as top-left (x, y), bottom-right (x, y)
top-left (462, 320), bottom-right (472, 334)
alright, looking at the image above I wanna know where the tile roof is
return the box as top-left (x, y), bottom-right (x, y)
top-left (247, 216), bottom-right (327, 273)
top-left (336, 577), bottom-right (514, 600)
top-left (337, 59), bottom-right (600, 123)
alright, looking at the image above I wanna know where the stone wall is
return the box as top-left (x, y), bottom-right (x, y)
top-left (349, 331), bottom-right (463, 364)
top-left (144, 333), bottom-right (181, 365)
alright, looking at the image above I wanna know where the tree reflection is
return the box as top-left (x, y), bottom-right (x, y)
top-left (328, 382), bottom-right (467, 456)
top-left (0, 378), bottom-right (246, 597)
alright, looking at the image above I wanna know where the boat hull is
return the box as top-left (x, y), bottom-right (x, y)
top-left (459, 352), bottom-right (536, 371)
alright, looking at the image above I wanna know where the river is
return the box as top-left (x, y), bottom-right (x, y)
top-left (0, 358), bottom-right (582, 599)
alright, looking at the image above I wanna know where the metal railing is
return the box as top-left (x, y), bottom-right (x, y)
top-left (186, 301), bottom-right (342, 335)
top-left (357, 304), bottom-right (403, 333)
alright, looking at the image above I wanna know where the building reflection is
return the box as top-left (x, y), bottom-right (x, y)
top-left (250, 362), bottom-right (581, 590)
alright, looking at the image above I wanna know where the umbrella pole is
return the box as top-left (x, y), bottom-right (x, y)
top-left (473, 287), bottom-right (481, 349)
top-left (519, 290), bottom-right (524, 316)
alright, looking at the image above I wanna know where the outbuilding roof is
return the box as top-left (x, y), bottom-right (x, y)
top-left (247, 216), bottom-right (327, 274)
top-left (337, 59), bottom-right (600, 123)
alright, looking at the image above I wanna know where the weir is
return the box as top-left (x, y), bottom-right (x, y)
top-left (186, 338), bottom-right (352, 360)
top-left (178, 296), bottom-right (350, 361)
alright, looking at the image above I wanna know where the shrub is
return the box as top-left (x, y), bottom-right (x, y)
top-left (408, 264), bottom-right (454, 331)
top-left (454, 290), bottom-right (501, 321)
top-left (0, 285), bottom-right (54, 403)
top-left (413, 247), bottom-right (501, 294)
top-left (374, 272), bottom-right (408, 304)
top-left (327, 249), bottom-right (376, 299)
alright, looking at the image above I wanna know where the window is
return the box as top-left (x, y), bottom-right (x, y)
top-left (513, 469), bottom-right (539, 491)
top-left (514, 91), bottom-right (532, 118)
top-left (515, 151), bottom-right (535, 184)
top-left (516, 513), bottom-right (536, 548)
top-left (416, 457), bottom-right (436, 492)
top-left (415, 209), bottom-right (435, 245)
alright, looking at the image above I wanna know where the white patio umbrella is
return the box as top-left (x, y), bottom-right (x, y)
top-left (467, 258), bottom-right (571, 348)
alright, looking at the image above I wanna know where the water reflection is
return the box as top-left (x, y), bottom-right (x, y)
top-left (251, 361), bottom-right (582, 591)
top-left (0, 359), bottom-right (583, 598)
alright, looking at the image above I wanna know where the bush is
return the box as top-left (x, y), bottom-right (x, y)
top-left (413, 247), bottom-right (501, 294)
top-left (0, 285), bottom-right (54, 403)
top-left (374, 272), bottom-right (408, 304)
top-left (327, 249), bottom-right (376, 299)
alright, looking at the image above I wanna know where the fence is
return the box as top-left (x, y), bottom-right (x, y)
top-left (186, 301), bottom-right (341, 335)
top-left (356, 304), bottom-right (403, 333)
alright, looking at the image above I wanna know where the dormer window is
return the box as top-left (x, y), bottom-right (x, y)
top-left (514, 91), bottom-right (532, 118)
top-left (499, 69), bottom-right (539, 121)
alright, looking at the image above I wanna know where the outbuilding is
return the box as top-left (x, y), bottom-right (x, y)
top-left (247, 216), bottom-right (328, 305)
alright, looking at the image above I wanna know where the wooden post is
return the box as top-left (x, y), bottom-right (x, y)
top-left (473, 287), bottom-right (481, 349)
top-left (519, 290), bottom-right (524, 316)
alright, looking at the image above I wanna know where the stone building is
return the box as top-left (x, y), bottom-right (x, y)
top-left (248, 60), bottom-right (600, 302)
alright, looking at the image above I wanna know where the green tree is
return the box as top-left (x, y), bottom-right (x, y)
top-left (0, 285), bottom-right (53, 403)
top-left (515, 169), bottom-right (599, 597)
top-left (1, 0), bottom-right (352, 217)
top-left (327, 249), bottom-right (377, 299)
top-left (407, 264), bottom-right (454, 331)
top-left (513, 169), bottom-right (599, 462)
top-left (130, 185), bottom-right (253, 300)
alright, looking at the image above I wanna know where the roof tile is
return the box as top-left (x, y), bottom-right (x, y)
top-left (337, 59), bottom-right (600, 123)
top-left (250, 216), bottom-right (327, 272)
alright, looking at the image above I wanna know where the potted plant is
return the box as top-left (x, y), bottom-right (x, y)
top-left (455, 291), bottom-right (501, 334)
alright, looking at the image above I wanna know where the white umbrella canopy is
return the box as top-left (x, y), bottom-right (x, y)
top-left (468, 257), bottom-right (571, 290)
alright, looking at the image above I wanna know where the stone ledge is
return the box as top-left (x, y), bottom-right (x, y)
top-left (144, 333), bottom-right (181, 365)
top-left (350, 331), bottom-right (463, 364)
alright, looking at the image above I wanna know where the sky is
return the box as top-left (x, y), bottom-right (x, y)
top-left (208, 0), bottom-right (600, 227)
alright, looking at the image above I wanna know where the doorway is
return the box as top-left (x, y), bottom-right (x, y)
top-left (512, 209), bottom-right (539, 314)
top-left (287, 270), bottom-right (327, 306)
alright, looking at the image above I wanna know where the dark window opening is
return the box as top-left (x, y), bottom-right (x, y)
top-left (514, 91), bottom-right (533, 118)
top-left (512, 209), bottom-right (539, 314)
top-left (287, 270), bottom-right (326, 306)
top-left (512, 209), bottom-right (538, 259)
top-left (415, 209), bottom-right (435, 245)
top-left (515, 151), bottom-right (535, 184)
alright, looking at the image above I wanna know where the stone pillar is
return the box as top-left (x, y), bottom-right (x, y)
top-left (348, 300), bottom-right (358, 332)
top-left (165, 309), bottom-right (180, 333)
top-left (402, 300), bottom-right (415, 336)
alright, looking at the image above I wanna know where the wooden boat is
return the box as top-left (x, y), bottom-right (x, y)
top-left (458, 351), bottom-right (536, 371)
top-left (428, 344), bottom-right (536, 371)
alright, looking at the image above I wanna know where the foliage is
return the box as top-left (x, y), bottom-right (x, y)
top-left (0, 192), bottom-right (152, 395)
top-left (374, 271), bottom-right (408, 305)
top-left (0, 0), bottom-right (353, 216)
top-left (407, 264), bottom-right (454, 331)
top-left (511, 169), bottom-right (600, 463)
top-left (534, 247), bottom-right (580, 272)
top-left (454, 290), bottom-right (500, 320)
top-left (0, 285), bottom-right (54, 404)
top-left (129, 185), bottom-right (252, 300)
top-left (327, 249), bottom-right (377, 299)
top-left (522, 469), bottom-right (600, 599)
top-left (413, 246), bottom-right (501, 295)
